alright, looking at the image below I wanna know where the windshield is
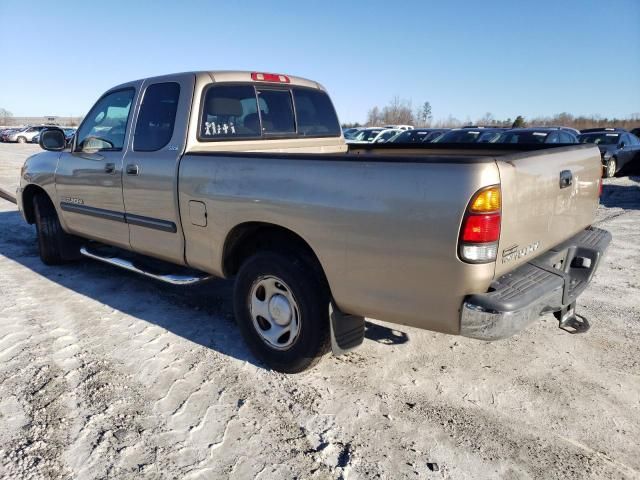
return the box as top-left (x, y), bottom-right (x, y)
top-left (354, 129), bottom-right (383, 141)
top-left (392, 130), bottom-right (431, 143)
top-left (436, 130), bottom-right (484, 143)
top-left (498, 131), bottom-right (549, 144)
top-left (578, 133), bottom-right (620, 145)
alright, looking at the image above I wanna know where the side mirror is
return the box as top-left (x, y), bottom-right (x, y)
top-left (618, 142), bottom-right (626, 149)
top-left (39, 128), bottom-right (66, 151)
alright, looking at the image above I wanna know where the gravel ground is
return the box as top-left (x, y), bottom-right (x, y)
top-left (0, 143), bottom-right (639, 479)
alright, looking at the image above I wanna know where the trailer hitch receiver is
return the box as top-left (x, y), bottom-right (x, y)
top-left (554, 302), bottom-right (590, 334)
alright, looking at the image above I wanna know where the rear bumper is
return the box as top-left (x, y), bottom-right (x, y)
top-left (460, 226), bottom-right (611, 340)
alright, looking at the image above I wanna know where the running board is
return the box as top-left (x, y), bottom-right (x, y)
top-left (79, 246), bottom-right (214, 286)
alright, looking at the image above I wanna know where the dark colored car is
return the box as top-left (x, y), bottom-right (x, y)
top-left (388, 128), bottom-right (449, 144)
top-left (434, 127), bottom-right (506, 144)
top-left (578, 130), bottom-right (640, 177)
top-left (497, 128), bottom-right (578, 144)
top-left (630, 127), bottom-right (640, 138)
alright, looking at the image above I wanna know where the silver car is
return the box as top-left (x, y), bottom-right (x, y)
top-left (7, 125), bottom-right (48, 143)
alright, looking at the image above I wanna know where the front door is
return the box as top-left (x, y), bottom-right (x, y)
top-left (55, 86), bottom-right (138, 248)
top-left (122, 75), bottom-right (195, 264)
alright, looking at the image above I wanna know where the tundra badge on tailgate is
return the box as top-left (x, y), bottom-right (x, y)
top-left (502, 242), bottom-right (540, 264)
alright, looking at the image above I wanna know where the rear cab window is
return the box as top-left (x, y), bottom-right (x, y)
top-left (199, 83), bottom-right (340, 141)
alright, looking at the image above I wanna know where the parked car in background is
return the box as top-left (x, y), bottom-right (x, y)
top-left (629, 127), bottom-right (640, 138)
top-left (388, 128), bottom-right (449, 144)
top-left (6, 125), bottom-right (49, 143)
top-left (580, 127), bottom-right (626, 134)
top-left (1, 128), bottom-right (20, 142)
top-left (578, 130), bottom-right (640, 177)
top-left (384, 125), bottom-right (413, 131)
top-left (342, 127), bottom-right (360, 139)
top-left (346, 127), bottom-right (385, 143)
top-left (371, 128), bottom-right (402, 143)
top-left (497, 128), bottom-right (578, 144)
top-left (435, 127), bottom-right (505, 144)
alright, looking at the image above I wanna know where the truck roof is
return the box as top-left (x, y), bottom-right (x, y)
top-left (111, 70), bottom-right (325, 92)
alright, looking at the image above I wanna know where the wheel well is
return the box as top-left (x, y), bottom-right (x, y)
top-left (223, 222), bottom-right (327, 283)
top-left (21, 184), bottom-right (48, 224)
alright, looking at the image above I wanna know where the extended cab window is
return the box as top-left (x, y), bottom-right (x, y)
top-left (292, 88), bottom-right (340, 136)
top-left (134, 82), bottom-right (180, 151)
top-left (76, 89), bottom-right (135, 152)
top-left (199, 84), bottom-right (340, 141)
top-left (201, 85), bottom-right (260, 138)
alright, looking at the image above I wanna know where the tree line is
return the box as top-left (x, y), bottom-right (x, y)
top-left (341, 98), bottom-right (639, 130)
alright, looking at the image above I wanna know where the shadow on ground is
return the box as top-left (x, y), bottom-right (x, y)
top-left (600, 176), bottom-right (640, 210)
top-left (0, 207), bottom-right (408, 370)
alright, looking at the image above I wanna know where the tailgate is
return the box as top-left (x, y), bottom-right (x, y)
top-left (495, 144), bottom-right (602, 277)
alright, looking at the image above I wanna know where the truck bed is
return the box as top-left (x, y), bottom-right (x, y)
top-left (180, 143), bottom-right (602, 333)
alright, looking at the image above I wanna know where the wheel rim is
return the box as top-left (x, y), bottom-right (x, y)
top-left (248, 275), bottom-right (301, 350)
top-left (608, 160), bottom-right (616, 177)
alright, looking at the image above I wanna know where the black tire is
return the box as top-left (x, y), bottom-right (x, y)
top-left (605, 158), bottom-right (617, 178)
top-left (33, 193), bottom-right (82, 265)
top-left (17, 136), bottom-right (26, 144)
top-left (233, 251), bottom-right (330, 373)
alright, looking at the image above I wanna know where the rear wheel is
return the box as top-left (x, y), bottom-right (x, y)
top-left (33, 193), bottom-right (81, 265)
top-left (17, 136), bottom-right (27, 144)
top-left (605, 158), bottom-right (617, 178)
top-left (233, 251), bottom-right (330, 373)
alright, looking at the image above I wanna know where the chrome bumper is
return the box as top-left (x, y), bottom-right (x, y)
top-left (460, 226), bottom-right (611, 341)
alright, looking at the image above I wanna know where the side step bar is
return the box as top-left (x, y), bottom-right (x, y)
top-left (80, 246), bottom-right (214, 286)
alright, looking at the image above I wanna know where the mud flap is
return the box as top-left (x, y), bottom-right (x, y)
top-left (329, 303), bottom-right (365, 355)
top-left (554, 302), bottom-right (590, 334)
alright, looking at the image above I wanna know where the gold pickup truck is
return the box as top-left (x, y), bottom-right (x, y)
top-left (17, 71), bottom-right (611, 372)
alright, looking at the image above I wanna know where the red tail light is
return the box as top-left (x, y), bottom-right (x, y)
top-left (251, 72), bottom-right (290, 83)
top-left (459, 186), bottom-right (502, 263)
top-left (461, 214), bottom-right (501, 243)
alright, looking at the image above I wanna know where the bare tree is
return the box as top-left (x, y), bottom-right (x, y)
top-left (0, 108), bottom-right (13, 125)
top-left (477, 112), bottom-right (495, 126)
top-left (366, 106), bottom-right (382, 126)
top-left (380, 97), bottom-right (415, 125)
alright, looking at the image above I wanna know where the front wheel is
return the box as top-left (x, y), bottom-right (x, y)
top-left (233, 251), bottom-right (330, 373)
top-left (604, 158), bottom-right (617, 178)
top-left (17, 136), bottom-right (27, 144)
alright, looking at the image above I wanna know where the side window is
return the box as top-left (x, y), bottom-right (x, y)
top-left (560, 131), bottom-right (574, 143)
top-left (546, 132), bottom-right (560, 143)
top-left (134, 82), bottom-right (180, 152)
top-left (629, 133), bottom-right (640, 145)
top-left (256, 89), bottom-right (295, 134)
top-left (201, 85), bottom-right (259, 138)
top-left (292, 88), bottom-right (341, 136)
top-left (76, 89), bottom-right (135, 152)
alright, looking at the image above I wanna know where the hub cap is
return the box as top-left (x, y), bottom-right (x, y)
top-left (249, 276), bottom-right (300, 350)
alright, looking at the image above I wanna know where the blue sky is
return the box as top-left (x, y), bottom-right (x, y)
top-left (1, 0), bottom-right (639, 123)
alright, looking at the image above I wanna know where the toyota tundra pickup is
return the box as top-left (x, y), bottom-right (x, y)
top-left (17, 71), bottom-right (611, 372)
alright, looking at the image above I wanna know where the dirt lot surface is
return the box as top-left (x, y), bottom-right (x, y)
top-left (0, 143), bottom-right (639, 479)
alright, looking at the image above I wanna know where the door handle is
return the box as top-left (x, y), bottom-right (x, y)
top-left (126, 164), bottom-right (139, 175)
top-left (104, 163), bottom-right (115, 174)
top-left (559, 170), bottom-right (573, 189)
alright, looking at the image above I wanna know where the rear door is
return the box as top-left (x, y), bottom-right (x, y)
top-left (122, 74), bottom-right (195, 264)
top-left (494, 145), bottom-right (602, 277)
top-left (55, 86), bottom-right (137, 248)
